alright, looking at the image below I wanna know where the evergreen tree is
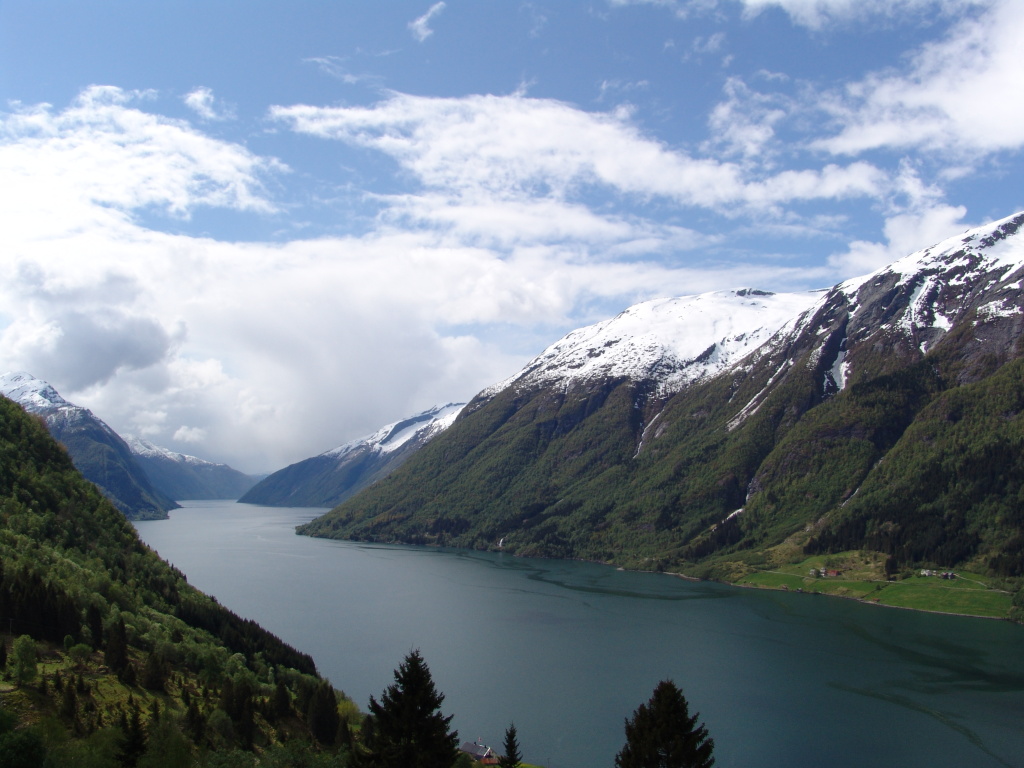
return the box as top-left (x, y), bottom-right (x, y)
top-left (105, 617), bottom-right (129, 676)
top-left (306, 679), bottom-right (341, 746)
top-left (498, 723), bottom-right (522, 768)
top-left (119, 697), bottom-right (148, 768)
top-left (271, 678), bottom-right (292, 721)
top-left (615, 681), bottom-right (714, 768)
top-left (356, 650), bottom-right (459, 768)
top-left (141, 651), bottom-right (167, 692)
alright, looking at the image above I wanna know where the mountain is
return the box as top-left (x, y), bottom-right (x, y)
top-left (299, 212), bottom-right (1024, 584)
top-left (240, 403), bottom-right (465, 507)
top-left (0, 371), bottom-right (177, 520)
top-left (126, 434), bottom-right (258, 501)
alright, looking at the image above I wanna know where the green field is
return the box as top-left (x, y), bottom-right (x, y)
top-left (731, 555), bottom-right (1013, 619)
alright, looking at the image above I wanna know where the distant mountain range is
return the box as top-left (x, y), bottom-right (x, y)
top-left (299, 212), bottom-right (1024, 580)
top-left (240, 403), bottom-right (464, 507)
top-left (0, 372), bottom-right (256, 517)
top-left (125, 434), bottom-right (257, 501)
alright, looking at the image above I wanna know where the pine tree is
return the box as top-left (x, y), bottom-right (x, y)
top-left (119, 697), bottom-right (148, 768)
top-left (356, 650), bottom-right (459, 768)
top-left (615, 681), bottom-right (714, 768)
top-left (306, 679), bottom-right (340, 746)
top-left (104, 617), bottom-right (129, 676)
top-left (498, 723), bottom-right (522, 768)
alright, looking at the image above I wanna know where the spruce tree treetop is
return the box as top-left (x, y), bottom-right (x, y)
top-left (358, 649), bottom-right (459, 768)
top-left (615, 680), bottom-right (714, 768)
top-left (498, 722), bottom-right (522, 768)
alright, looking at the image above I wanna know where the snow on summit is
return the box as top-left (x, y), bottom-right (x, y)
top-left (0, 371), bottom-right (69, 411)
top-left (125, 435), bottom-right (226, 468)
top-left (323, 403), bottom-right (465, 459)
top-left (512, 289), bottom-right (823, 395)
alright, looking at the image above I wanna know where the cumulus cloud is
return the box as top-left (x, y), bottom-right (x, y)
top-left (409, 2), bottom-right (447, 42)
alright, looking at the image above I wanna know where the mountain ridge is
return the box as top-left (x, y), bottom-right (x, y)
top-left (240, 402), bottom-right (465, 507)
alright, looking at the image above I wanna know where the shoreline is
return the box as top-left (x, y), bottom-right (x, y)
top-left (300, 527), bottom-right (1019, 624)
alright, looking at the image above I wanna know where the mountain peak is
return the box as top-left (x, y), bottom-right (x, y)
top-left (0, 371), bottom-right (70, 411)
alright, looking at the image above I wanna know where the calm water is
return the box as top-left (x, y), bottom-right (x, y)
top-left (134, 501), bottom-right (1024, 768)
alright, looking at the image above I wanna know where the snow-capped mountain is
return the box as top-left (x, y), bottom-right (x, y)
top-left (300, 212), bottom-right (1024, 579)
top-left (0, 372), bottom-right (177, 520)
top-left (125, 435), bottom-right (257, 501)
top-left (240, 403), bottom-right (465, 507)
top-left (493, 288), bottom-right (823, 397)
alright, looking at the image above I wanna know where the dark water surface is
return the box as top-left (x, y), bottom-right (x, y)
top-left (134, 501), bottom-right (1024, 768)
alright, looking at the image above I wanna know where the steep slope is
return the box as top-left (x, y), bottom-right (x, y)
top-left (0, 392), bottom-right (356, 761)
top-left (300, 213), bottom-right (1024, 581)
top-left (240, 403), bottom-right (464, 507)
top-left (0, 372), bottom-right (177, 520)
top-left (126, 435), bottom-right (258, 500)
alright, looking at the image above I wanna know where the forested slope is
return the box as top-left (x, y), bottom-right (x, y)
top-left (0, 395), bottom-right (355, 765)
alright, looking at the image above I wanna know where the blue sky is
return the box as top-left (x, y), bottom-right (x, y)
top-left (1, 0), bottom-right (1022, 473)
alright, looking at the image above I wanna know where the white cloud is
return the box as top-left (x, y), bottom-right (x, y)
top-left (409, 2), bottom-right (447, 42)
top-left (828, 203), bottom-right (969, 274)
top-left (813, 0), bottom-right (1024, 157)
top-left (271, 91), bottom-right (885, 219)
top-left (0, 85), bottom-right (280, 241)
top-left (705, 76), bottom-right (789, 160)
top-left (183, 86), bottom-right (234, 121)
top-left (174, 425), bottom-right (207, 444)
top-left (608, 0), bottom-right (981, 24)
top-left (735, 0), bottom-right (984, 29)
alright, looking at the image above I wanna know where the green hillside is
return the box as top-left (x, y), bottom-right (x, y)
top-left (0, 396), bottom-right (357, 765)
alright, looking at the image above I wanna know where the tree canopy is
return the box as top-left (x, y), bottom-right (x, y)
top-left (357, 650), bottom-right (459, 768)
top-left (615, 680), bottom-right (714, 768)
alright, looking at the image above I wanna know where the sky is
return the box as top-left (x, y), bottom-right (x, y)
top-left (1, 0), bottom-right (1022, 474)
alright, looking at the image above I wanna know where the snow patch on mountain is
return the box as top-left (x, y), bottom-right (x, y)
top-left (323, 403), bottom-right (465, 459)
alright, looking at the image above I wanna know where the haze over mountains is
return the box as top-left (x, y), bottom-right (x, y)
top-left (299, 212), bottom-right (1024, 581)
top-left (125, 434), bottom-right (258, 502)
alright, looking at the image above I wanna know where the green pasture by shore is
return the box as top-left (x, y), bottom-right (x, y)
top-left (730, 554), bottom-right (1014, 619)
